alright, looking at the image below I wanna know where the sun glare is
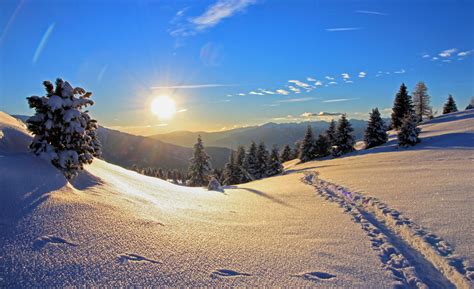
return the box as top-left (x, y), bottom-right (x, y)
top-left (151, 95), bottom-right (176, 120)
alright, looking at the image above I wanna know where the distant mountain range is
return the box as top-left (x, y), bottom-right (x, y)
top-left (150, 119), bottom-right (370, 149)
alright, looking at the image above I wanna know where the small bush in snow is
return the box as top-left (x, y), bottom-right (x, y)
top-left (207, 177), bottom-right (223, 191)
top-left (397, 113), bottom-right (420, 147)
top-left (26, 78), bottom-right (101, 179)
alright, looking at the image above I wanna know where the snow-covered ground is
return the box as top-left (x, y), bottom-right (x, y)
top-left (0, 110), bottom-right (472, 287)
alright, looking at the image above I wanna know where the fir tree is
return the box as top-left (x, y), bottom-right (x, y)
top-left (412, 81), bottom-right (432, 122)
top-left (332, 114), bottom-right (355, 156)
top-left (314, 134), bottom-right (330, 158)
top-left (364, 108), bottom-right (388, 149)
top-left (26, 78), bottom-right (101, 180)
top-left (326, 119), bottom-right (337, 146)
top-left (443, 95), bottom-right (458, 114)
top-left (187, 135), bottom-right (212, 186)
top-left (292, 141), bottom-right (301, 159)
top-left (222, 152), bottom-right (240, 185)
top-left (244, 141), bottom-right (259, 179)
top-left (280, 144), bottom-right (293, 162)
top-left (466, 97), bottom-right (474, 110)
top-left (267, 146), bottom-right (283, 176)
top-left (299, 125), bottom-right (316, 162)
top-left (397, 112), bottom-right (420, 147)
top-left (391, 83), bottom-right (414, 130)
top-left (255, 141), bottom-right (270, 179)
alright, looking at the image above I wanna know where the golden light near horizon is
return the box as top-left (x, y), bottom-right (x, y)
top-left (151, 95), bottom-right (176, 120)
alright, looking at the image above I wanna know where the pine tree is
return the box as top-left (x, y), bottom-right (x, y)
top-left (187, 135), bottom-right (212, 187)
top-left (255, 141), bottom-right (270, 179)
top-left (391, 83), bottom-right (414, 130)
top-left (332, 114), bottom-right (355, 156)
top-left (26, 78), bottom-right (101, 180)
top-left (443, 95), bottom-right (458, 114)
top-left (244, 141), bottom-right (259, 179)
top-left (466, 97), bottom-right (474, 110)
top-left (314, 134), bottom-right (330, 158)
top-left (267, 146), bottom-right (283, 176)
top-left (398, 112), bottom-right (420, 147)
top-left (412, 81), bottom-right (432, 122)
top-left (292, 141), bottom-right (301, 159)
top-left (299, 125), bottom-right (316, 162)
top-left (326, 119), bottom-right (337, 146)
top-left (364, 108), bottom-right (388, 149)
top-left (222, 152), bottom-right (240, 185)
top-left (235, 145), bottom-right (249, 183)
top-left (280, 144), bottom-right (293, 162)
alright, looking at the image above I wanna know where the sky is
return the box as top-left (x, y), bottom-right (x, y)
top-left (0, 0), bottom-right (473, 135)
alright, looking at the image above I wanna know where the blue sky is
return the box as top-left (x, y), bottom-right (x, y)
top-left (1, 0), bottom-right (473, 135)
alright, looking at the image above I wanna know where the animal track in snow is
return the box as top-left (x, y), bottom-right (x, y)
top-left (32, 235), bottom-right (77, 250)
top-left (292, 271), bottom-right (336, 282)
top-left (117, 253), bottom-right (161, 265)
top-left (211, 269), bottom-right (251, 278)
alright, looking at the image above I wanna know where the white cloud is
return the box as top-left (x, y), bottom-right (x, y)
top-left (439, 48), bottom-right (457, 58)
top-left (322, 98), bottom-right (357, 103)
top-left (307, 77), bottom-right (316, 82)
top-left (238, 93), bottom-right (246, 96)
top-left (301, 111), bottom-right (342, 118)
top-left (358, 71), bottom-right (366, 78)
top-left (355, 10), bottom-right (387, 16)
top-left (287, 85), bottom-right (301, 93)
top-left (315, 81), bottom-right (323, 86)
top-left (259, 88), bottom-right (276, 94)
top-left (344, 80), bottom-right (354, 83)
top-left (277, 97), bottom-right (316, 103)
top-left (288, 79), bottom-right (311, 88)
top-left (326, 27), bottom-right (362, 32)
top-left (276, 89), bottom-right (289, 95)
top-left (394, 69), bottom-right (406, 74)
top-left (432, 57), bottom-right (439, 61)
top-left (325, 76), bottom-right (335, 80)
top-left (177, 108), bottom-right (188, 113)
top-left (249, 91), bottom-right (264, 95)
top-left (458, 50), bottom-right (472, 57)
top-left (341, 73), bottom-right (350, 79)
top-left (328, 81), bottom-right (338, 85)
top-left (422, 54), bottom-right (430, 58)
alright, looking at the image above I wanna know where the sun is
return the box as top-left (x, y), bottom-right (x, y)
top-left (151, 95), bottom-right (176, 120)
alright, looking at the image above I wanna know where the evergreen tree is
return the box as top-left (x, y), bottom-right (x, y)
top-left (443, 94), bottom-right (458, 114)
top-left (391, 83), bottom-right (414, 130)
top-left (299, 125), bottom-right (316, 162)
top-left (255, 141), bottom-right (270, 179)
top-left (187, 135), bottom-right (212, 186)
top-left (26, 78), bottom-right (101, 180)
top-left (207, 177), bottom-right (222, 191)
top-left (235, 145), bottom-right (249, 183)
top-left (244, 141), bottom-right (259, 179)
top-left (280, 144), bottom-right (293, 162)
top-left (292, 141), bottom-right (301, 159)
top-left (364, 108), bottom-right (388, 149)
top-left (466, 97), bottom-right (474, 110)
top-left (267, 146), bottom-right (283, 176)
top-left (398, 113), bottom-right (420, 147)
top-left (412, 81), bottom-right (432, 122)
top-left (332, 114), bottom-right (355, 156)
top-left (326, 119), bottom-right (337, 146)
top-left (314, 134), bottom-right (331, 158)
top-left (222, 152), bottom-right (240, 185)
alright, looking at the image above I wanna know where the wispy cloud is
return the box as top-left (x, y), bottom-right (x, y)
top-left (326, 27), bottom-right (362, 32)
top-left (151, 83), bottom-right (234, 89)
top-left (33, 22), bottom-right (55, 64)
top-left (322, 98), bottom-right (357, 103)
top-left (439, 48), bottom-right (457, 58)
top-left (325, 76), bottom-right (335, 80)
top-left (301, 111), bottom-right (342, 117)
top-left (358, 71), bottom-right (366, 78)
top-left (249, 91), bottom-right (265, 95)
top-left (276, 89), bottom-right (289, 95)
top-left (355, 10), bottom-right (387, 16)
top-left (328, 81), bottom-right (338, 85)
top-left (277, 97), bottom-right (316, 103)
top-left (288, 79), bottom-right (311, 88)
top-left (341, 73), bottom-right (350, 79)
top-left (171, 0), bottom-right (257, 37)
top-left (287, 85), bottom-right (301, 93)
top-left (259, 88), bottom-right (276, 94)
top-left (307, 77), bottom-right (316, 82)
top-left (315, 81), bottom-right (323, 86)
top-left (458, 50), bottom-right (473, 57)
top-left (394, 68), bottom-right (406, 74)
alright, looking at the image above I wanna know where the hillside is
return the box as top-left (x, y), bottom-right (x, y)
top-left (151, 119), bottom-right (369, 149)
top-left (0, 111), bottom-right (472, 287)
top-left (12, 115), bottom-right (231, 170)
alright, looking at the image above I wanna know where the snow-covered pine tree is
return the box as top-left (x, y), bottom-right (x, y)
top-left (364, 108), bottom-right (388, 149)
top-left (412, 81), bottom-right (432, 122)
top-left (235, 145), bottom-right (249, 183)
top-left (443, 94), bottom-right (458, 114)
top-left (244, 141), bottom-right (259, 179)
top-left (326, 119), bottom-right (337, 146)
top-left (397, 112), bottom-right (421, 147)
top-left (255, 141), bottom-right (270, 179)
top-left (299, 125), bottom-right (316, 162)
top-left (332, 114), bottom-right (355, 156)
top-left (222, 152), bottom-right (240, 185)
top-left (292, 141), bottom-right (301, 159)
top-left (280, 144), bottom-right (293, 162)
top-left (207, 177), bottom-right (223, 191)
top-left (314, 134), bottom-right (330, 158)
top-left (267, 146), bottom-right (283, 176)
top-left (187, 135), bottom-right (212, 187)
top-left (26, 78), bottom-right (101, 180)
top-left (391, 83), bottom-right (414, 130)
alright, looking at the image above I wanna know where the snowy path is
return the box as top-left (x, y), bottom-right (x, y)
top-left (302, 172), bottom-right (473, 289)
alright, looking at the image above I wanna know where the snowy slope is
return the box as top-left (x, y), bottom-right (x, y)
top-left (0, 111), bottom-right (472, 287)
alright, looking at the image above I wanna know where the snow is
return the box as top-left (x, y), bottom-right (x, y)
top-left (0, 110), bottom-right (472, 287)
